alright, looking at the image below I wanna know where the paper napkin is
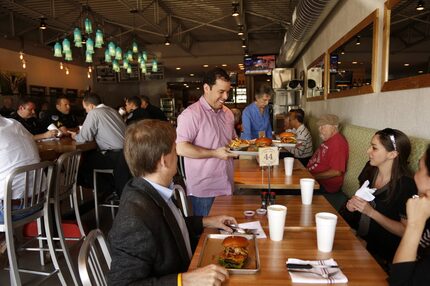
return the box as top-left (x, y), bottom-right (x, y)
top-left (287, 258), bottom-right (348, 284)
top-left (355, 180), bottom-right (376, 201)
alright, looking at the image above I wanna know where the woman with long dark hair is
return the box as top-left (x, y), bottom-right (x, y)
top-left (345, 128), bottom-right (417, 268)
top-left (390, 145), bottom-right (430, 285)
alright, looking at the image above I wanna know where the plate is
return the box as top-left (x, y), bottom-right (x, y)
top-left (230, 143), bottom-right (250, 151)
top-left (229, 150), bottom-right (259, 156)
top-left (272, 140), bottom-right (296, 148)
top-left (197, 234), bottom-right (260, 274)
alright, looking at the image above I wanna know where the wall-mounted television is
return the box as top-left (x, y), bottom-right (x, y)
top-left (244, 55), bottom-right (276, 75)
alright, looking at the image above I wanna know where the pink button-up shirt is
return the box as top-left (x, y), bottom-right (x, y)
top-left (176, 96), bottom-right (236, 197)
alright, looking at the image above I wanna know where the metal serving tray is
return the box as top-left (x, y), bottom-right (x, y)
top-left (197, 234), bottom-right (260, 274)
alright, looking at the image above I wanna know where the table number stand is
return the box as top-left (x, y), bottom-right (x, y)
top-left (259, 147), bottom-right (279, 206)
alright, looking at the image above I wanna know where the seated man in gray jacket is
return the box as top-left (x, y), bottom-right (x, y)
top-left (108, 119), bottom-right (236, 286)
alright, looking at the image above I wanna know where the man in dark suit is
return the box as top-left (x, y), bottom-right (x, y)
top-left (108, 120), bottom-right (235, 286)
top-left (124, 96), bottom-right (150, 125)
top-left (140, 95), bottom-right (168, 121)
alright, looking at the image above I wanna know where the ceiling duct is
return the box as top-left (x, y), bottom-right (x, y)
top-left (277, 0), bottom-right (340, 66)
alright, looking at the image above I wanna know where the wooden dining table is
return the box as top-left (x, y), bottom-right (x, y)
top-left (234, 158), bottom-right (320, 191)
top-left (207, 195), bottom-right (351, 230)
top-left (37, 137), bottom-right (97, 161)
top-left (188, 195), bottom-right (388, 285)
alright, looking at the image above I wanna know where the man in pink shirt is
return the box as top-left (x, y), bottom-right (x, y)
top-left (176, 68), bottom-right (237, 216)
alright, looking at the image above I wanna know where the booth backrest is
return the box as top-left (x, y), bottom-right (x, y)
top-left (307, 116), bottom-right (430, 197)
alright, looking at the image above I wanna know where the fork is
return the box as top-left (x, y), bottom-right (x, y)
top-left (227, 224), bottom-right (259, 235)
top-left (288, 269), bottom-right (340, 279)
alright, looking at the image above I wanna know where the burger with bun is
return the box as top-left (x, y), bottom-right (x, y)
top-left (255, 137), bottom-right (273, 147)
top-left (280, 132), bottom-right (297, 144)
top-left (218, 236), bottom-right (249, 269)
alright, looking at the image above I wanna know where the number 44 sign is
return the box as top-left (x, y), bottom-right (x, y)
top-left (258, 147), bottom-right (279, 167)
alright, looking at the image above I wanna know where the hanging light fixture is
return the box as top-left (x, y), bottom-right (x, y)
top-left (123, 59), bottom-right (129, 69)
top-left (105, 49), bottom-right (112, 63)
top-left (164, 37), bottom-right (171, 46)
top-left (137, 53), bottom-right (142, 63)
top-left (241, 40), bottom-right (247, 48)
top-left (60, 62), bottom-right (64, 70)
top-left (132, 41), bottom-right (139, 53)
top-left (112, 59), bottom-right (120, 72)
top-left (108, 42), bottom-right (116, 57)
top-left (127, 50), bottom-right (133, 61)
top-left (417, 0), bottom-right (425, 10)
top-left (86, 38), bottom-right (95, 54)
top-left (115, 46), bottom-right (123, 60)
top-left (74, 28), bottom-right (82, 47)
top-left (88, 66), bottom-right (92, 73)
top-left (95, 29), bottom-right (104, 48)
top-left (19, 51), bottom-right (24, 60)
top-left (355, 35), bottom-right (361, 46)
top-left (22, 60), bottom-right (26, 69)
top-left (65, 51), bottom-right (73, 61)
top-left (152, 59), bottom-right (158, 72)
top-left (142, 51), bottom-right (148, 61)
top-left (65, 67), bottom-right (70, 75)
top-left (232, 3), bottom-right (239, 17)
top-left (237, 25), bottom-right (244, 36)
top-left (62, 38), bottom-right (71, 54)
top-left (85, 51), bottom-right (93, 63)
top-left (87, 72), bottom-right (91, 78)
top-left (84, 17), bottom-right (93, 34)
top-left (141, 62), bottom-right (147, 74)
top-left (39, 17), bottom-right (47, 30)
top-left (127, 66), bottom-right (132, 74)
top-left (54, 42), bottom-right (62, 57)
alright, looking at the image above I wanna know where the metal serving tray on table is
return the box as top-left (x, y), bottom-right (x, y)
top-left (197, 234), bottom-right (260, 274)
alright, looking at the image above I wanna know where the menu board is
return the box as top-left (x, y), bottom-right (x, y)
top-left (29, 85), bottom-right (46, 96)
top-left (118, 64), bottom-right (140, 82)
top-left (96, 65), bottom-right (117, 83)
top-left (49, 87), bottom-right (63, 96)
top-left (65, 88), bottom-right (78, 98)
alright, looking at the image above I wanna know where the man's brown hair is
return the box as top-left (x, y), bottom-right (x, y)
top-left (124, 119), bottom-right (176, 177)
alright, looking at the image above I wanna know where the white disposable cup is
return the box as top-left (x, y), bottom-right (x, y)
top-left (267, 204), bottom-right (287, 241)
top-left (284, 157), bottom-right (294, 176)
top-left (300, 178), bottom-right (315, 205)
top-left (315, 212), bottom-right (338, 252)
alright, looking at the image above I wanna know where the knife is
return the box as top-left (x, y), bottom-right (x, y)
top-left (286, 263), bottom-right (339, 269)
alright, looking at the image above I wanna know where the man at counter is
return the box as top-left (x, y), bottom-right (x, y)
top-left (45, 96), bottom-right (79, 133)
top-left (284, 109), bottom-right (313, 166)
top-left (0, 97), bottom-right (14, 118)
top-left (125, 96), bottom-right (150, 125)
top-left (140, 95), bottom-right (167, 121)
top-left (108, 120), bottom-right (234, 286)
top-left (241, 84), bottom-right (273, 140)
top-left (11, 98), bottom-right (57, 141)
top-left (176, 68), bottom-right (237, 216)
top-left (307, 114), bottom-right (349, 193)
top-left (70, 93), bottom-right (127, 192)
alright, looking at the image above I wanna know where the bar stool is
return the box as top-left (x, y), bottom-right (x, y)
top-left (93, 169), bottom-right (119, 229)
top-left (1, 161), bottom-right (66, 285)
top-left (46, 151), bottom-right (85, 286)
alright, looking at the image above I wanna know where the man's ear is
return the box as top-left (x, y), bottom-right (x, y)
top-left (203, 83), bottom-right (211, 94)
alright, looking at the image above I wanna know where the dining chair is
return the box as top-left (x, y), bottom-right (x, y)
top-left (93, 169), bottom-right (119, 229)
top-left (173, 184), bottom-right (190, 217)
top-left (0, 161), bottom-right (66, 285)
top-left (78, 229), bottom-right (111, 286)
top-left (46, 150), bottom-right (85, 286)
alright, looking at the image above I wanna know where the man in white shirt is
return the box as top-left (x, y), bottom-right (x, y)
top-left (285, 109), bottom-right (313, 166)
top-left (0, 115), bottom-right (41, 223)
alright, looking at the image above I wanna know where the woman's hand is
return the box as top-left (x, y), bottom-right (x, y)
top-left (347, 196), bottom-right (374, 217)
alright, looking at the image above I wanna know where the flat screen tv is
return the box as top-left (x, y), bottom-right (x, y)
top-left (244, 55), bottom-right (276, 75)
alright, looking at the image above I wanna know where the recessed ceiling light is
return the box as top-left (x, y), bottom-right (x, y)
top-left (418, 70), bottom-right (424, 74)
top-left (203, 64), bottom-right (209, 67)
top-left (404, 63), bottom-right (410, 67)
top-left (196, 87), bottom-right (200, 90)
top-left (337, 61), bottom-right (341, 64)
top-left (176, 67), bottom-right (181, 70)
top-left (222, 64), bottom-right (227, 67)
top-left (190, 73), bottom-right (194, 76)
top-left (352, 61), bottom-right (358, 64)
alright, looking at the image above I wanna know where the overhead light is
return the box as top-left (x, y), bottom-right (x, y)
top-left (88, 66), bottom-right (92, 73)
top-left (132, 41), bottom-right (139, 53)
top-left (164, 37), bottom-right (171, 46)
top-left (59, 62), bottom-right (63, 70)
top-left (338, 61), bottom-right (341, 64)
top-left (176, 67), bottom-right (181, 70)
top-left (22, 60), bottom-right (26, 69)
top-left (404, 63), bottom-right (410, 66)
top-left (65, 67), bottom-right (70, 75)
top-left (418, 70), bottom-right (424, 74)
top-left (104, 49), bottom-right (112, 63)
top-left (196, 87), bottom-right (200, 90)
top-left (352, 61), bottom-right (358, 64)
top-left (84, 18), bottom-right (93, 34)
top-left (87, 72), bottom-right (91, 78)
top-left (241, 40), bottom-right (247, 48)
top-left (417, 0), bottom-right (425, 11)
top-left (232, 3), bottom-right (239, 17)
top-left (222, 64), bottom-right (227, 67)
top-left (203, 64), bottom-right (209, 67)
top-left (355, 36), bottom-right (361, 46)
top-left (74, 28), bottom-right (83, 47)
top-left (190, 73), bottom-right (194, 76)
top-left (152, 59), bottom-right (158, 73)
top-left (108, 42), bottom-right (116, 57)
top-left (19, 51), bottom-right (24, 60)
top-left (39, 17), bottom-right (47, 30)
top-left (237, 25), bottom-right (244, 36)
top-left (95, 29), bottom-right (104, 48)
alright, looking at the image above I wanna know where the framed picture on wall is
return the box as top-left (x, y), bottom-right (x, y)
top-left (118, 64), bottom-right (140, 82)
top-left (0, 70), bottom-right (27, 95)
top-left (29, 85), bottom-right (46, 96)
top-left (95, 65), bottom-right (117, 83)
top-left (49, 87), bottom-right (63, 96)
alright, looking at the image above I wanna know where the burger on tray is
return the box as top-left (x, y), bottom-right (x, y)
top-left (279, 132), bottom-right (296, 144)
top-left (218, 236), bottom-right (249, 269)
